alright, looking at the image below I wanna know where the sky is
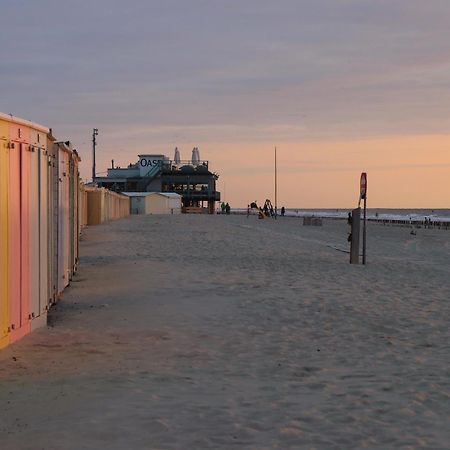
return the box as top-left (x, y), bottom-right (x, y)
top-left (1, 0), bottom-right (450, 207)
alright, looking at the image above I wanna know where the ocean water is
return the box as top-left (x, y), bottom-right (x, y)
top-left (231, 207), bottom-right (450, 222)
top-left (284, 208), bottom-right (450, 221)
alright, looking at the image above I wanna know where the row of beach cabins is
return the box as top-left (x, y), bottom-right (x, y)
top-left (0, 113), bottom-right (130, 349)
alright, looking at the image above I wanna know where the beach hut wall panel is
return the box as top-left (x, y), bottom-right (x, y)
top-left (126, 193), bottom-right (152, 215)
top-left (105, 190), bottom-right (129, 220)
top-left (8, 123), bottom-right (32, 342)
top-left (70, 153), bottom-right (81, 277)
top-left (86, 188), bottom-right (103, 225)
top-left (48, 138), bottom-right (59, 303)
top-left (117, 193), bottom-right (130, 219)
top-left (79, 183), bottom-right (88, 227)
top-left (8, 136), bottom-right (22, 340)
top-left (86, 188), bottom-right (130, 225)
top-left (73, 156), bottom-right (81, 272)
top-left (29, 139), bottom-right (41, 322)
top-left (69, 155), bottom-right (75, 277)
top-left (20, 140), bottom-right (31, 336)
top-left (30, 128), bottom-right (48, 317)
top-left (146, 193), bottom-right (182, 214)
top-left (168, 195), bottom-right (182, 214)
top-left (57, 146), bottom-right (71, 293)
top-left (0, 120), bottom-right (9, 348)
top-left (38, 147), bottom-right (49, 316)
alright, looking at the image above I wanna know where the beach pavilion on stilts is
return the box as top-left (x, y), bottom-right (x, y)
top-left (95, 147), bottom-right (221, 214)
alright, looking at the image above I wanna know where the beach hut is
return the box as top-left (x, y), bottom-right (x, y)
top-left (84, 187), bottom-right (130, 224)
top-left (122, 192), bottom-right (182, 214)
top-left (122, 192), bottom-right (152, 215)
top-left (0, 118), bottom-right (9, 348)
top-left (57, 142), bottom-right (72, 293)
top-left (0, 113), bottom-right (54, 343)
top-left (146, 192), bottom-right (182, 214)
top-left (0, 112), bottom-right (82, 348)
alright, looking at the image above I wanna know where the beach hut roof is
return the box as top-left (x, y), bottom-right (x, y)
top-left (0, 112), bottom-right (49, 133)
top-left (147, 192), bottom-right (182, 199)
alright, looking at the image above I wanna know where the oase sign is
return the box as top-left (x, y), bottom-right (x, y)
top-left (138, 155), bottom-right (165, 177)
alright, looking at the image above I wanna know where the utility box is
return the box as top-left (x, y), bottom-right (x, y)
top-left (350, 207), bottom-right (361, 264)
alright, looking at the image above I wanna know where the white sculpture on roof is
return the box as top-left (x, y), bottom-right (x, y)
top-left (174, 146), bottom-right (181, 165)
top-left (192, 147), bottom-right (200, 165)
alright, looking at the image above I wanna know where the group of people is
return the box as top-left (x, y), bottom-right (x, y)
top-left (247, 201), bottom-right (285, 218)
top-left (424, 217), bottom-right (434, 228)
top-left (220, 202), bottom-right (231, 214)
top-left (220, 200), bottom-right (287, 217)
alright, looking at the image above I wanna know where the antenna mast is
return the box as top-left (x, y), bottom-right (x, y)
top-left (92, 128), bottom-right (98, 182)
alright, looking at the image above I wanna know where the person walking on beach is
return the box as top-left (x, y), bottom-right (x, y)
top-left (225, 203), bottom-right (230, 215)
top-left (281, 206), bottom-right (285, 217)
top-left (247, 204), bottom-right (250, 218)
top-left (220, 202), bottom-right (225, 214)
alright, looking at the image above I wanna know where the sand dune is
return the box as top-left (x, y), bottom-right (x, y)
top-left (0, 215), bottom-right (449, 449)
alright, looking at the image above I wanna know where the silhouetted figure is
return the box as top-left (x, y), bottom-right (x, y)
top-left (347, 212), bottom-right (352, 226)
top-left (281, 206), bottom-right (285, 217)
top-left (225, 203), bottom-right (230, 215)
top-left (258, 207), bottom-right (265, 219)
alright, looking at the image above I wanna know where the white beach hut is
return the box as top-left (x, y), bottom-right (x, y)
top-left (123, 192), bottom-right (182, 215)
top-left (122, 192), bottom-right (152, 215)
top-left (146, 192), bottom-right (182, 214)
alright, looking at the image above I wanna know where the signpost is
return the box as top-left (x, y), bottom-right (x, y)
top-left (359, 172), bottom-right (367, 265)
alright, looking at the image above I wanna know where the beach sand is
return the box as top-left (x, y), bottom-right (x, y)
top-left (0, 214), bottom-right (449, 449)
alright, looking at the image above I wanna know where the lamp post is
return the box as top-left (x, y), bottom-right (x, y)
top-left (275, 146), bottom-right (278, 219)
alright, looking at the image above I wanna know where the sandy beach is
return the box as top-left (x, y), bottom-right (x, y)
top-left (0, 214), bottom-right (449, 449)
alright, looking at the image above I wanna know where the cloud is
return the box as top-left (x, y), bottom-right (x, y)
top-left (1, 0), bottom-right (450, 161)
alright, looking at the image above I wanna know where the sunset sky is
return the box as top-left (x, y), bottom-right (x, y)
top-left (1, 0), bottom-right (450, 207)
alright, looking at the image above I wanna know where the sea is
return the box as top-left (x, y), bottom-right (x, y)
top-left (284, 208), bottom-right (450, 222)
top-left (233, 208), bottom-right (450, 222)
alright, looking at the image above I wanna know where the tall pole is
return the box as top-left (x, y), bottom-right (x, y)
top-left (274, 146), bottom-right (278, 219)
top-left (92, 128), bottom-right (98, 182)
top-left (359, 172), bottom-right (367, 265)
top-left (363, 195), bottom-right (367, 265)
